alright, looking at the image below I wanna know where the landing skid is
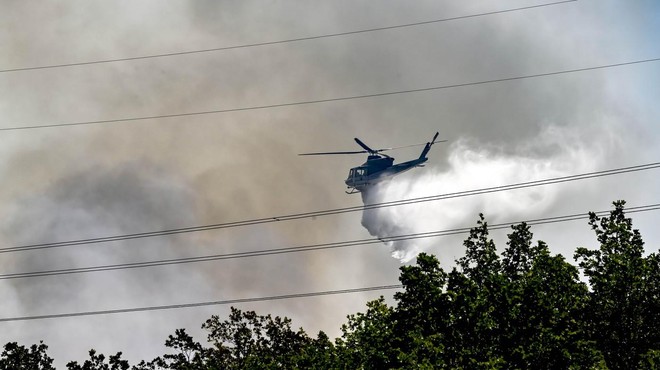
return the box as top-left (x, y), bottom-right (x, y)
top-left (345, 187), bottom-right (361, 194)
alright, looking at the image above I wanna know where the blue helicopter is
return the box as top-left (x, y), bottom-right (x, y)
top-left (300, 132), bottom-right (444, 194)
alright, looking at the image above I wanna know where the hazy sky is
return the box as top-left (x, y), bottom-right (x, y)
top-left (1, 0), bottom-right (659, 366)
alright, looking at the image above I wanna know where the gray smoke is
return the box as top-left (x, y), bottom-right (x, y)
top-left (0, 162), bottom-right (210, 362)
top-left (0, 0), bottom-right (658, 367)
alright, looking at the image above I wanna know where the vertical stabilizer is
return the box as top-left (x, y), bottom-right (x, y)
top-left (419, 132), bottom-right (439, 159)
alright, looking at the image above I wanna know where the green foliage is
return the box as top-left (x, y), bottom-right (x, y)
top-left (502, 222), bottom-right (538, 279)
top-left (295, 331), bottom-right (338, 369)
top-left (457, 214), bottom-right (500, 285)
top-left (575, 200), bottom-right (659, 368)
top-left (148, 329), bottom-right (222, 370)
top-left (639, 349), bottom-right (660, 370)
top-left (66, 350), bottom-right (129, 370)
top-left (202, 307), bottom-right (315, 369)
top-left (0, 342), bottom-right (54, 370)
top-left (393, 253), bottom-right (449, 368)
top-left (448, 217), bottom-right (505, 368)
top-left (395, 253), bottom-right (449, 333)
top-left (4, 200), bottom-right (658, 369)
top-left (336, 297), bottom-right (397, 368)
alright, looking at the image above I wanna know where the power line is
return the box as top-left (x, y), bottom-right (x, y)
top-left (2, 203), bottom-right (658, 281)
top-left (2, 57), bottom-right (659, 132)
top-left (2, 204), bottom-right (657, 323)
top-left (2, 161), bottom-right (658, 254)
top-left (0, 284), bottom-right (403, 322)
top-left (0, 1), bottom-right (576, 74)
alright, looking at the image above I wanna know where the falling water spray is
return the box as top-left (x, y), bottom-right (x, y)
top-left (358, 134), bottom-right (601, 262)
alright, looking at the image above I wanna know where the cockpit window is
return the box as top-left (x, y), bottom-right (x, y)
top-left (348, 168), bottom-right (368, 179)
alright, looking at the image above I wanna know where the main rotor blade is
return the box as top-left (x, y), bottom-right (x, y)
top-left (385, 143), bottom-right (426, 150)
top-left (354, 138), bottom-right (376, 154)
top-left (299, 150), bottom-right (367, 156)
top-left (301, 133), bottom-right (447, 157)
top-left (381, 140), bottom-right (444, 151)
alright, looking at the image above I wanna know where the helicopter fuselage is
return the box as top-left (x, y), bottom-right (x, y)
top-left (345, 154), bottom-right (428, 193)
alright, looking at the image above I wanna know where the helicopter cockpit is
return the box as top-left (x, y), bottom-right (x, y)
top-left (347, 167), bottom-right (368, 180)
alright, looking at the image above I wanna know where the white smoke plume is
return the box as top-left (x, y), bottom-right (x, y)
top-left (360, 124), bottom-right (612, 262)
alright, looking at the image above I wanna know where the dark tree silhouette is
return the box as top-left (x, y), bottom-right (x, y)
top-left (575, 200), bottom-right (660, 369)
top-left (0, 342), bottom-right (54, 370)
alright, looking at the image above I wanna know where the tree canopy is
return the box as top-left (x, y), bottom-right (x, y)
top-left (4, 201), bottom-right (658, 369)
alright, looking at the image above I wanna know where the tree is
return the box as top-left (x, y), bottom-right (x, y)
top-left (294, 331), bottom-right (338, 369)
top-left (457, 214), bottom-right (500, 285)
top-left (501, 223), bottom-right (537, 279)
top-left (65, 350), bottom-right (129, 370)
top-left (0, 342), bottom-right (54, 370)
top-left (389, 253), bottom-right (447, 368)
top-left (336, 297), bottom-right (397, 369)
top-left (148, 329), bottom-right (223, 370)
top-left (201, 307), bottom-right (313, 369)
top-left (446, 216), bottom-right (505, 368)
top-left (515, 247), bottom-right (602, 368)
top-left (500, 224), bottom-right (603, 368)
top-left (499, 223), bottom-right (538, 367)
top-left (575, 200), bottom-right (659, 368)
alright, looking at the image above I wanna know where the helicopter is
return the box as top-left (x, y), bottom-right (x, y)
top-left (300, 132), bottom-right (445, 194)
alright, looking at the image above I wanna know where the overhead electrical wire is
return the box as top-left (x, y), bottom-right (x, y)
top-left (0, 284), bottom-right (403, 323)
top-left (2, 57), bottom-right (658, 132)
top-left (0, 1), bottom-right (576, 74)
top-left (2, 161), bottom-right (658, 254)
top-left (2, 203), bottom-right (658, 281)
top-left (2, 203), bottom-right (658, 323)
